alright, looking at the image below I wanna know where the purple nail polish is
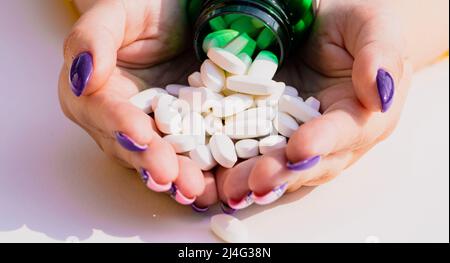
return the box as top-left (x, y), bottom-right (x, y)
top-left (220, 202), bottom-right (236, 215)
top-left (139, 169), bottom-right (149, 183)
top-left (169, 184), bottom-right (177, 196)
top-left (69, 52), bottom-right (93, 97)
top-left (228, 192), bottom-right (254, 210)
top-left (252, 183), bottom-right (288, 205)
top-left (287, 155), bottom-right (321, 171)
top-left (376, 69), bottom-right (395, 113)
top-left (191, 204), bottom-right (209, 213)
top-left (115, 132), bottom-right (148, 152)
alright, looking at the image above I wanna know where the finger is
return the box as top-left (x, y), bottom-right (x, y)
top-left (137, 136), bottom-right (179, 191)
top-left (286, 98), bottom-right (371, 164)
top-left (88, 118), bottom-right (180, 192)
top-left (69, 72), bottom-right (155, 148)
top-left (170, 156), bottom-right (206, 206)
top-left (192, 172), bottom-right (219, 213)
top-left (220, 158), bottom-right (259, 211)
top-left (348, 7), bottom-right (405, 113)
top-left (215, 159), bottom-right (254, 214)
top-left (64, 0), bottom-right (126, 96)
top-left (248, 149), bottom-right (353, 205)
top-left (60, 64), bottom-right (181, 193)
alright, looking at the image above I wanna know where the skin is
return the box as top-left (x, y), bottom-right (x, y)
top-left (59, 0), bottom-right (449, 209)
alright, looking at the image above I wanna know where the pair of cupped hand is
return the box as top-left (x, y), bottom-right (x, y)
top-left (59, 0), bottom-right (411, 212)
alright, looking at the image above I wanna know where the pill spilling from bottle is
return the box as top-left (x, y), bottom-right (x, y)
top-left (129, 31), bottom-right (321, 170)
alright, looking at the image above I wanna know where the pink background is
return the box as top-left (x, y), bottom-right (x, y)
top-left (0, 0), bottom-right (448, 242)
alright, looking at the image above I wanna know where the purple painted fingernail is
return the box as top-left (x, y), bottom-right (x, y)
top-left (376, 69), bottom-right (395, 113)
top-left (115, 131), bottom-right (148, 152)
top-left (252, 183), bottom-right (288, 205)
top-left (287, 155), bottom-right (321, 171)
top-left (191, 204), bottom-right (209, 213)
top-left (220, 202), bottom-right (236, 215)
top-left (228, 192), bottom-right (254, 210)
top-left (170, 184), bottom-right (196, 205)
top-left (139, 168), bottom-right (172, 192)
top-left (69, 52), bottom-right (93, 97)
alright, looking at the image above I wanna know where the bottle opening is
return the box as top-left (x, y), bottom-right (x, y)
top-left (193, 4), bottom-right (290, 65)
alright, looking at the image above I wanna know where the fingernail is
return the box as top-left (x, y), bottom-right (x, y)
top-left (191, 204), bottom-right (209, 213)
top-left (252, 183), bottom-right (288, 205)
top-left (220, 202), bottom-right (236, 215)
top-left (228, 192), bottom-right (254, 210)
top-left (115, 131), bottom-right (148, 152)
top-left (170, 184), bottom-right (196, 205)
top-left (69, 52), bottom-right (93, 97)
top-left (287, 155), bottom-right (321, 171)
top-left (139, 168), bottom-right (172, 192)
top-left (376, 69), bottom-right (395, 113)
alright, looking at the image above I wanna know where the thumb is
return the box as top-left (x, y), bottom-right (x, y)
top-left (64, 0), bottom-right (126, 97)
top-left (350, 9), bottom-right (405, 113)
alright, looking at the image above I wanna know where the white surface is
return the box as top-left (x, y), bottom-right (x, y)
top-left (0, 0), bottom-right (448, 243)
top-left (210, 214), bottom-right (248, 243)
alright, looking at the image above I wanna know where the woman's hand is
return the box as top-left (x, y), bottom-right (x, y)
top-left (59, 0), bottom-right (218, 209)
top-left (216, 0), bottom-right (414, 212)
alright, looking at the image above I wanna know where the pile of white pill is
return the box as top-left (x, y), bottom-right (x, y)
top-left (128, 29), bottom-right (323, 243)
top-left (129, 45), bottom-right (321, 170)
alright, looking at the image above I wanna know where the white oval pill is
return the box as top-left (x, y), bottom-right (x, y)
top-left (164, 134), bottom-right (197, 153)
top-left (305, 96), bottom-right (321, 111)
top-left (273, 112), bottom-right (299, 138)
top-left (171, 99), bottom-right (191, 116)
top-left (235, 139), bottom-right (260, 159)
top-left (224, 119), bottom-right (273, 140)
top-left (165, 84), bottom-right (189, 97)
top-left (207, 47), bottom-right (247, 75)
top-left (201, 59), bottom-right (226, 93)
top-left (178, 87), bottom-right (208, 113)
top-left (225, 107), bottom-right (275, 125)
top-left (155, 106), bottom-right (182, 135)
top-left (284, 85), bottom-right (299, 97)
top-left (259, 135), bottom-right (287, 155)
top-left (210, 214), bottom-right (248, 243)
top-left (209, 134), bottom-right (238, 168)
top-left (129, 88), bottom-right (164, 114)
top-left (204, 113), bottom-right (224, 136)
top-left (188, 72), bottom-right (204, 87)
top-left (226, 75), bottom-right (284, 96)
top-left (189, 144), bottom-right (217, 171)
top-left (202, 89), bottom-right (224, 113)
top-left (254, 84), bottom-right (286, 107)
top-left (182, 112), bottom-right (206, 145)
top-left (152, 93), bottom-right (177, 112)
top-left (278, 95), bottom-right (322, 123)
top-left (212, 94), bottom-right (254, 118)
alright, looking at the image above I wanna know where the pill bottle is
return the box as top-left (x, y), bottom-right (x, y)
top-left (188, 0), bottom-right (319, 64)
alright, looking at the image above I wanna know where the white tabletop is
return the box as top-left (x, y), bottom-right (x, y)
top-left (0, 0), bottom-right (448, 243)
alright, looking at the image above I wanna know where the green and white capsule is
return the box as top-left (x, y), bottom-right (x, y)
top-left (248, 51), bottom-right (279, 80)
top-left (202, 29), bottom-right (240, 53)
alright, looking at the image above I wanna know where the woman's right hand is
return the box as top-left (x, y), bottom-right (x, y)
top-left (59, 0), bottom-right (217, 209)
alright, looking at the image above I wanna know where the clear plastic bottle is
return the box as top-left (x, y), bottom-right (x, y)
top-left (188, 0), bottom-right (319, 64)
